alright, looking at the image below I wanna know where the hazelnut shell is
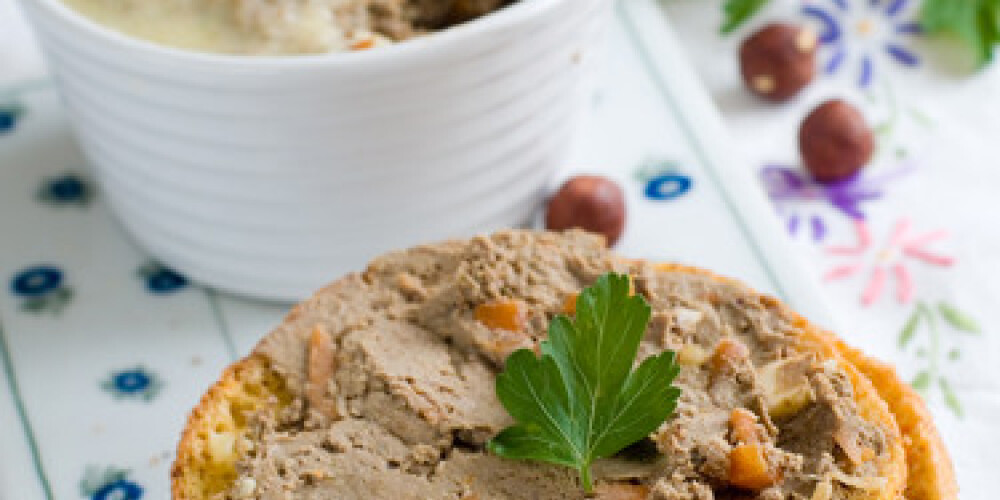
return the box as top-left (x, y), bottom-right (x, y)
top-left (545, 175), bottom-right (626, 246)
top-left (740, 24), bottom-right (817, 102)
top-left (799, 99), bottom-right (875, 184)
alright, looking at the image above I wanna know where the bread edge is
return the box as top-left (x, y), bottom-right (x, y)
top-left (171, 260), bottom-right (955, 500)
top-left (830, 337), bottom-right (959, 500)
top-left (171, 354), bottom-right (264, 499)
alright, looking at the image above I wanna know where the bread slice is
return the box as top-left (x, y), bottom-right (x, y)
top-left (172, 261), bottom-right (955, 500)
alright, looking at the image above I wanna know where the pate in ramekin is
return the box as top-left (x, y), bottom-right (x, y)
top-left (20, 0), bottom-right (610, 300)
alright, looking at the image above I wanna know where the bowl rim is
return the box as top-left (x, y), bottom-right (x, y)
top-left (29, 0), bottom-right (572, 68)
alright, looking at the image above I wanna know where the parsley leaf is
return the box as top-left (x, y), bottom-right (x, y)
top-left (721, 0), bottom-right (771, 34)
top-left (487, 273), bottom-right (681, 493)
top-left (922, 0), bottom-right (1000, 66)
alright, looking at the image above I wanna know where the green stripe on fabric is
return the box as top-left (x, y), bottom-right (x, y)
top-left (615, 1), bottom-right (788, 301)
top-left (0, 79), bottom-right (52, 98)
top-left (205, 289), bottom-right (239, 361)
top-left (0, 320), bottom-right (55, 500)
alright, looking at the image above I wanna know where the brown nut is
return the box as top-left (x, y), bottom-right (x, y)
top-left (545, 175), bottom-right (626, 246)
top-left (799, 99), bottom-right (874, 184)
top-left (740, 23), bottom-right (817, 101)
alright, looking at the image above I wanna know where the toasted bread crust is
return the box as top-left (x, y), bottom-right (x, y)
top-left (172, 259), bottom-right (954, 500)
top-left (171, 355), bottom-right (256, 499)
top-left (831, 338), bottom-right (958, 500)
top-left (172, 354), bottom-right (289, 500)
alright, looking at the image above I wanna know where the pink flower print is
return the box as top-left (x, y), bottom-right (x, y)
top-left (824, 218), bottom-right (954, 306)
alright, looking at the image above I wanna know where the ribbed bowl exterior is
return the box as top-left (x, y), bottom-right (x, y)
top-left (21, 0), bottom-right (609, 300)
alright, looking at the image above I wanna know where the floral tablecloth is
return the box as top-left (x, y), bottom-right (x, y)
top-left (1, 0), bottom-right (996, 498)
top-left (664, 0), bottom-right (1000, 494)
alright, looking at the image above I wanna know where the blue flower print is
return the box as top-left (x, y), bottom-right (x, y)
top-left (12, 266), bottom-right (62, 297)
top-left (93, 479), bottom-right (143, 500)
top-left (37, 173), bottom-right (95, 207)
top-left (644, 173), bottom-right (694, 201)
top-left (802, 0), bottom-right (921, 88)
top-left (136, 261), bottom-right (189, 294)
top-left (0, 112), bottom-right (15, 132)
top-left (0, 102), bottom-right (25, 134)
top-left (101, 366), bottom-right (163, 402)
top-left (81, 466), bottom-right (143, 500)
top-left (634, 158), bottom-right (695, 202)
top-left (148, 269), bottom-right (188, 293)
top-left (10, 265), bottom-right (73, 314)
top-left (114, 370), bottom-right (151, 394)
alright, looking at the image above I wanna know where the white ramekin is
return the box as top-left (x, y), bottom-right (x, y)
top-left (20, 0), bottom-right (609, 301)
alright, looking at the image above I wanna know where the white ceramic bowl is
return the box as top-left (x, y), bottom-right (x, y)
top-left (20, 0), bottom-right (610, 301)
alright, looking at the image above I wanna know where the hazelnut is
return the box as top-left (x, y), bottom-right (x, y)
top-left (799, 99), bottom-right (874, 183)
top-left (545, 175), bottom-right (626, 246)
top-left (740, 23), bottom-right (817, 101)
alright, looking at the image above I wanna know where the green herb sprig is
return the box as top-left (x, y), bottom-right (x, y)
top-left (486, 273), bottom-right (681, 493)
top-left (920, 0), bottom-right (1000, 66)
top-left (721, 0), bottom-right (770, 34)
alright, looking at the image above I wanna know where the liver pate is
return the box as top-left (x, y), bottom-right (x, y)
top-left (61, 0), bottom-right (513, 55)
top-left (236, 231), bottom-right (891, 499)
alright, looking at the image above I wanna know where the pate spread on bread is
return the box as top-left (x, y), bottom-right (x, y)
top-left (173, 231), bottom-right (955, 500)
